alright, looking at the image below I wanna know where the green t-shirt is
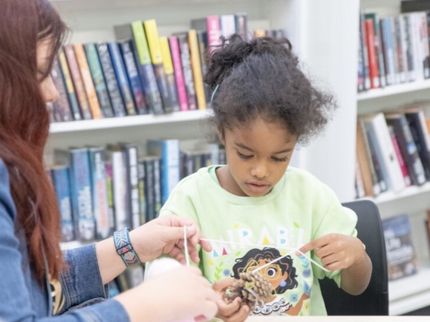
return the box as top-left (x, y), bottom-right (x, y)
top-left (159, 166), bottom-right (357, 316)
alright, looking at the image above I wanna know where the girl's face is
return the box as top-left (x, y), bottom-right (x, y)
top-left (220, 117), bottom-right (297, 197)
top-left (37, 39), bottom-right (59, 103)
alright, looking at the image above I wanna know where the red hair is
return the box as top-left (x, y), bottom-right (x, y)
top-left (0, 0), bottom-right (67, 282)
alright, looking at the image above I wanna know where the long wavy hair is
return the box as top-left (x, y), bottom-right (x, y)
top-left (0, 0), bottom-right (67, 282)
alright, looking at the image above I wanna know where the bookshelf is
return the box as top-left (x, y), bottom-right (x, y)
top-left (358, 0), bottom-right (430, 315)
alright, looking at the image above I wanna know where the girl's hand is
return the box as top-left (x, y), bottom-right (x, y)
top-left (298, 233), bottom-right (366, 271)
top-left (212, 278), bottom-right (250, 322)
top-left (129, 215), bottom-right (212, 264)
top-left (115, 266), bottom-right (218, 322)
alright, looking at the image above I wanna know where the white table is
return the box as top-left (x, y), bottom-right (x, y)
top-left (247, 317), bottom-right (428, 322)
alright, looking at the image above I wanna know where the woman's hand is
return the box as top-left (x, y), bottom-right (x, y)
top-left (297, 233), bottom-right (366, 271)
top-left (115, 266), bottom-right (218, 322)
top-left (212, 278), bottom-right (250, 322)
top-left (129, 215), bottom-right (212, 264)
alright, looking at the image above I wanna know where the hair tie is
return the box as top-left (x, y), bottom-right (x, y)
top-left (211, 84), bottom-right (220, 104)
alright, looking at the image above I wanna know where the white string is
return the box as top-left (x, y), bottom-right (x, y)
top-left (183, 226), bottom-right (190, 266)
top-left (200, 238), bottom-right (330, 273)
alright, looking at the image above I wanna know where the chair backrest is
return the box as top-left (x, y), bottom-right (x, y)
top-left (319, 199), bottom-right (389, 315)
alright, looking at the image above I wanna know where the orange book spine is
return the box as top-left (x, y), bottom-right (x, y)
top-left (74, 44), bottom-right (103, 119)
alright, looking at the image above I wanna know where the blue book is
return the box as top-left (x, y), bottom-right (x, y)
top-left (88, 147), bottom-right (111, 240)
top-left (51, 166), bottom-right (74, 242)
top-left (147, 140), bottom-right (180, 204)
top-left (108, 42), bottom-right (136, 116)
top-left (381, 17), bottom-right (396, 85)
top-left (68, 148), bottom-right (95, 241)
top-left (119, 41), bottom-right (148, 115)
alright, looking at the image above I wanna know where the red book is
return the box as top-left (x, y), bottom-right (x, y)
top-left (389, 125), bottom-right (411, 187)
top-left (365, 19), bottom-right (380, 89)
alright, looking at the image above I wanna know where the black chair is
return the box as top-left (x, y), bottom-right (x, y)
top-left (319, 199), bottom-right (389, 315)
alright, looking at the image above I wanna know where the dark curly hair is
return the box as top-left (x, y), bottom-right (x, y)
top-left (204, 34), bottom-right (337, 144)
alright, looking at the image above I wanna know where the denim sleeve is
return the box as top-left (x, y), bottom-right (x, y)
top-left (59, 245), bottom-right (109, 313)
top-left (0, 159), bottom-right (130, 322)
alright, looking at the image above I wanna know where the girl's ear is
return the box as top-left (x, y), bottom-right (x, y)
top-left (217, 127), bottom-right (225, 145)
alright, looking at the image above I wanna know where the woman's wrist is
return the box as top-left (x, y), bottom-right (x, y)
top-left (113, 227), bottom-right (142, 267)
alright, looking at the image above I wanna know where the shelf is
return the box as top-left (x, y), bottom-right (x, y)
top-left (389, 266), bottom-right (430, 315)
top-left (360, 182), bottom-right (430, 205)
top-left (357, 79), bottom-right (430, 101)
top-left (49, 110), bottom-right (210, 134)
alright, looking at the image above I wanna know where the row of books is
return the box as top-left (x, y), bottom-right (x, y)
top-left (49, 140), bottom-right (226, 243)
top-left (355, 101), bottom-right (430, 199)
top-left (51, 13), bottom-right (285, 123)
top-left (357, 9), bottom-right (430, 92)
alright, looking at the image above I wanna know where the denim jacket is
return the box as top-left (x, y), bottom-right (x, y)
top-left (0, 160), bottom-right (130, 322)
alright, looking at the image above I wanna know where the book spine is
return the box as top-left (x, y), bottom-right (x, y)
top-left (131, 21), bottom-right (164, 115)
top-left (177, 34), bottom-right (197, 110)
top-left (111, 150), bottom-right (129, 230)
top-left (196, 30), bottom-right (211, 108)
top-left (358, 19), bottom-right (365, 92)
top-left (160, 36), bottom-right (180, 112)
top-left (74, 44), bottom-right (103, 119)
top-left (356, 121), bottom-right (376, 196)
top-left (406, 112), bottom-right (430, 180)
top-left (84, 44), bottom-right (114, 118)
top-left (105, 161), bottom-right (116, 232)
top-left (402, 15), bottom-right (416, 82)
top-left (169, 36), bottom-right (189, 111)
top-left (51, 58), bottom-right (73, 122)
top-left (52, 167), bottom-right (75, 242)
top-left (359, 119), bottom-right (381, 195)
top-left (137, 160), bottom-right (146, 225)
top-left (221, 15), bottom-right (236, 38)
top-left (58, 49), bottom-right (82, 120)
top-left (144, 20), bottom-right (175, 113)
top-left (360, 10), bottom-right (371, 90)
top-left (411, 13), bottom-right (425, 81)
top-left (365, 19), bottom-right (380, 89)
top-left (419, 12), bottom-right (430, 79)
top-left (123, 145), bottom-right (140, 229)
top-left (119, 41), bottom-right (147, 115)
top-left (64, 45), bottom-right (92, 119)
top-left (96, 43), bottom-right (127, 117)
top-left (153, 157), bottom-right (162, 215)
top-left (389, 17), bottom-right (401, 84)
top-left (144, 159), bottom-right (155, 221)
top-left (207, 16), bottom-right (222, 53)
top-left (188, 30), bottom-right (207, 110)
top-left (374, 16), bottom-right (387, 87)
top-left (382, 18), bottom-right (396, 85)
top-left (394, 16), bottom-right (407, 83)
top-left (70, 149), bottom-right (95, 241)
top-left (355, 158), bottom-right (365, 199)
top-left (88, 148), bottom-right (111, 239)
top-left (235, 13), bottom-right (248, 41)
top-left (389, 125), bottom-right (412, 187)
top-left (108, 42), bottom-right (136, 115)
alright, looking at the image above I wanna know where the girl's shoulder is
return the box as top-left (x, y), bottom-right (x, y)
top-left (284, 166), bottom-right (337, 198)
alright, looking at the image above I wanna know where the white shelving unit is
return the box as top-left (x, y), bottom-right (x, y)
top-left (359, 0), bottom-right (430, 315)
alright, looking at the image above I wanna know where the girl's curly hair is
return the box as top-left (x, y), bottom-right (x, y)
top-left (204, 34), bottom-right (337, 144)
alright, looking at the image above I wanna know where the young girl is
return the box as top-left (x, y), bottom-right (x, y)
top-left (159, 35), bottom-right (372, 320)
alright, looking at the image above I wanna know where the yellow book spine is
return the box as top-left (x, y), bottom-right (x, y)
top-left (188, 30), bottom-right (206, 110)
top-left (254, 29), bottom-right (266, 38)
top-left (160, 37), bottom-right (174, 75)
top-left (73, 44), bottom-right (102, 119)
top-left (143, 19), bottom-right (163, 65)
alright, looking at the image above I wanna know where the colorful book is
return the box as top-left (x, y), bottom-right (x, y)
top-left (119, 40), bottom-right (147, 115)
top-left (160, 36), bottom-right (180, 112)
top-left (388, 125), bottom-right (411, 187)
top-left (359, 9), bottom-right (371, 90)
top-left (191, 16), bottom-right (222, 53)
top-left (235, 13), bottom-right (248, 41)
top-left (144, 19), bottom-right (175, 113)
top-left (64, 45), bottom-right (92, 119)
top-left (105, 160), bottom-right (116, 233)
top-left (84, 43), bottom-right (114, 118)
top-left (382, 214), bottom-right (418, 281)
top-left (51, 166), bottom-right (74, 242)
top-left (196, 30), bottom-right (211, 108)
top-left (147, 140), bottom-right (180, 204)
top-left (96, 42), bottom-right (127, 117)
top-left (169, 36), bottom-right (189, 111)
top-left (88, 147), bottom-right (111, 239)
top-left (58, 49), bottom-right (82, 120)
top-left (137, 159), bottom-right (147, 225)
top-left (365, 19), bottom-right (380, 89)
top-left (51, 58), bottom-right (73, 122)
top-left (188, 29), bottom-right (207, 110)
top-left (74, 44), bottom-right (103, 119)
top-left (176, 33), bottom-right (197, 110)
top-left (108, 41), bottom-right (136, 115)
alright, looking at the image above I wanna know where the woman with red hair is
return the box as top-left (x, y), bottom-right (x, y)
top-left (0, 1), bottom-right (217, 321)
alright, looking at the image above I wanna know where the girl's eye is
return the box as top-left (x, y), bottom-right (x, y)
top-left (272, 156), bottom-right (288, 163)
top-left (267, 267), bottom-right (277, 277)
top-left (237, 151), bottom-right (253, 159)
